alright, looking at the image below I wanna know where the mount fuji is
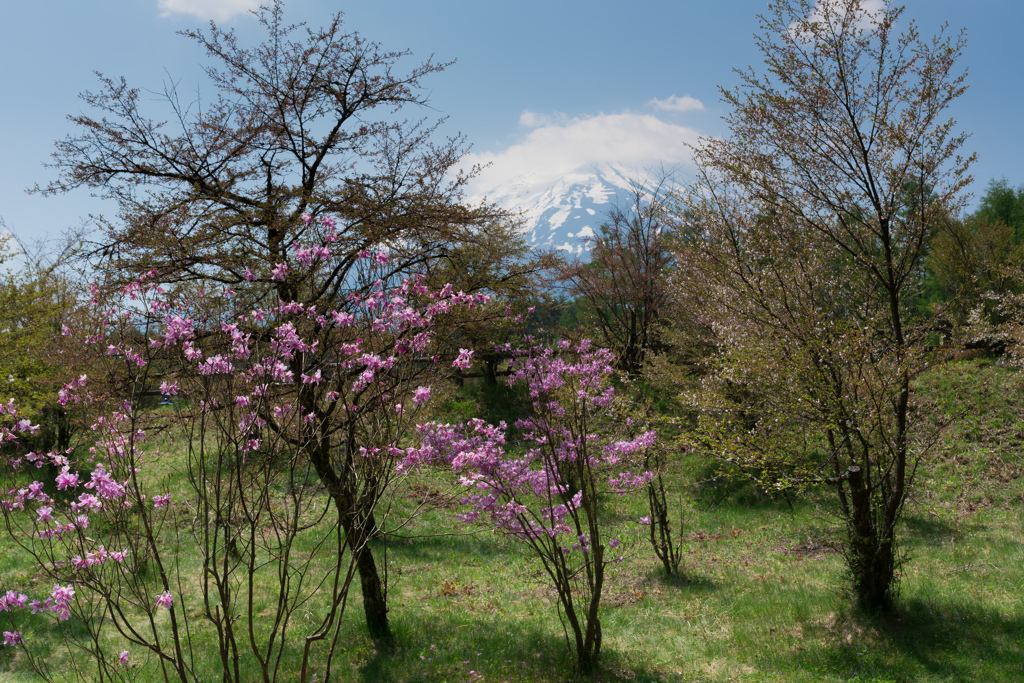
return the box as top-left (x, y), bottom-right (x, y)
top-left (468, 163), bottom-right (668, 258)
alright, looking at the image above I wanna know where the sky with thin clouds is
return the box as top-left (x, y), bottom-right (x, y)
top-left (157, 0), bottom-right (261, 22)
top-left (1, 0), bottom-right (1021, 247)
top-left (649, 96), bottom-right (706, 113)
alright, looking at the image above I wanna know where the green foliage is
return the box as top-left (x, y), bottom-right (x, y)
top-left (921, 178), bottom-right (1024, 324)
top-left (927, 216), bottom-right (1022, 320)
top-left (922, 177), bottom-right (1024, 325)
top-left (0, 241), bottom-right (77, 449)
top-left (420, 218), bottom-right (554, 383)
top-left (431, 376), bottom-right (533, 442)
top-left (975, 178), bottom-right (1024, 242)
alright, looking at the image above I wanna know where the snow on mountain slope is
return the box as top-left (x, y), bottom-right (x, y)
top-left (468, 163), bottom-right (652, 257)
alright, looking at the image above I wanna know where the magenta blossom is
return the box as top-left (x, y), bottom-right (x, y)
top-left (51, 584), bottom-right (75, 620)
top-left (409, 339), bottom-right (652, 672)
top-left (412, 385), bottom-right (431, 406)
top-left (0, 591), bottom-right (27, 611)
top-left (413, 340), bottom-right (655, 548)
top-left (55, 468), bottom-right (79, 491)
top-left (452, 348), bottom-right (474, 370)
top-left (270, 262), bottom-right (289, 281)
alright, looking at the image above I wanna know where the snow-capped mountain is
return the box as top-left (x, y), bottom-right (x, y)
top-left (468, 163), bottom-right (656, 258)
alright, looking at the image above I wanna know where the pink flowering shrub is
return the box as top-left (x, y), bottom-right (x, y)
top-left (0, 216), bottom-right (487, 682)
top-left (410, 339), bottom-right (656, 673)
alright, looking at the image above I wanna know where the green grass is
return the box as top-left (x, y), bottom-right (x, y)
top-left (3, 359), bottom-right (1024, 681)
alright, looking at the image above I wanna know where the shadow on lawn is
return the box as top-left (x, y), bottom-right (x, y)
top-left (356, 612), bottom-right (685, 682)
top-left (379, 526), bottom-right (517, 564)
top-left (646, 568), bottom-right (720, 595)
top-left (901, 511), bottom-right (961, 543)
top-left (879, 598), bottom-right (1024, 680)
top-left (779, 597), bottom-right (1024, 681)
top-left (685, 458), bottom-right (808, 513)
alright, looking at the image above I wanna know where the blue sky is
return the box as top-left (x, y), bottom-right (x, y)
top-left (1, 0), bottom-right (1021, 249)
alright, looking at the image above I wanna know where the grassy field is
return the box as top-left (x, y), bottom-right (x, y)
top-left (1, 358), bottom-right (1023, 682)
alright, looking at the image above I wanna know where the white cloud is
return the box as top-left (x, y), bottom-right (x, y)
top-left (649, 95), bottom-right (705, 113)
top-left (519, 110), bottom-right (556, 128)
top-left (465, 111), bottom-right (700, 199)
top-left (157, 0), bottom-right (260, 22)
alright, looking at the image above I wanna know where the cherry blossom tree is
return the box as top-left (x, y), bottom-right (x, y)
top-left (675, 0), bottom-right (971, 610)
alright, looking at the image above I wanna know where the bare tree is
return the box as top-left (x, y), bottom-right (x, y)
top-left (38, 1), bottom-right (498, 303)
top-left (557, 174), bottom-right (675, 374)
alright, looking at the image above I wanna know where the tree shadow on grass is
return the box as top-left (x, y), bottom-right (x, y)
top-left (357, 611), bottom-right (686, 682)
top-left (686, 458), bottom-right (803, 512)
top-left (776, 598), bottom-right (1024, 682)
top-left (900, 511), bottom-right (961, 543)
top-left (645, 568), bottom-right (720, 595)
top-left (379, 527), bottom-right (519, 564)
top-left (878, 598), bottom-right (1024, 680)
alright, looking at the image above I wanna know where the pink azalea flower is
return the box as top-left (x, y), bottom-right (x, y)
top-left (412, 385), bottom-right (431, 406)
top-left (155, 591), bottom-right (173, 609)
top-left (55, 468), bottom-right (79, 491)
top-left (0, 591), bottom-right (27, 611)
top-left (452, 348), bottom-right (474, 371)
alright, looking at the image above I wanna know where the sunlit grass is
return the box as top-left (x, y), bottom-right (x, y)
top-left (2, 359), bottom-right (1024, 681)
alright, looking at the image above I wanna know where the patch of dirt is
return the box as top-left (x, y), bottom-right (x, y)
top-left (435, 577), bottom-right (477, 598)
top-left (984, 456), bottom-right (1023, 483)
top-left (781, 537), bottom-right (842, 557)
top-left (604, 570), bottom-right (676, 606)
top-left (604, 588), bottom-right (651, 607)
top-left (956, 494), bottom-right (996, 515)
top-left (817, 612), bottom-right (882, 646)
top-left (407, 482), bottom-right (459, 509)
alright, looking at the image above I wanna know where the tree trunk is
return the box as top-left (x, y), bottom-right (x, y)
top-left (845, 466), bottom-right (896, 611)
top-left (355, 544), bottom-right (389, 638)
top-left (578, 576), bottom-right (603, 674)
top-left (307, 435), bottom-right (391, 638)
top-left (576, 615), bottom-right (601, 675)
top-left (483, 356), bottom-right (498, 386)
top-left (53, 406), bottom-right (71, 452)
